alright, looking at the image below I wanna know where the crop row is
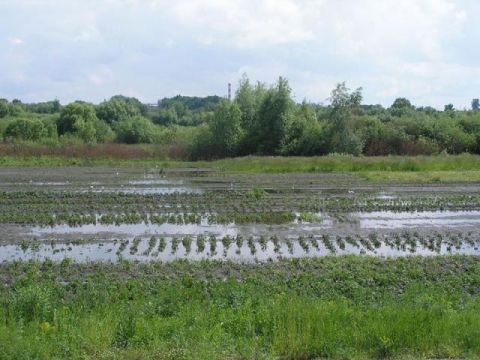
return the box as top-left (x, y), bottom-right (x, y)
top-left (0, 211), bottom-right (305, 226)
top-left (14, 231), bottom-right (480, 257)
top-left (2, 191), bottom-right (480, 216)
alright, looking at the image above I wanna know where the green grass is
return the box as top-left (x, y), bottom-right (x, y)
top-left (1, 256), bottom-right (480, 359)
top-left (2, 154), bottom-right (480, 183)
top-left (358, 170), bottom-right (480, 183)
top-left (210, 154), bottom-right (480, 173)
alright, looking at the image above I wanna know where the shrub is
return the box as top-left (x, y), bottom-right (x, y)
top-left (4, 118), bottom-right (48, 141)
top-left (58, 102), bottom-right (98, 143)
top-left (114, 116), bottom-right (159, 144)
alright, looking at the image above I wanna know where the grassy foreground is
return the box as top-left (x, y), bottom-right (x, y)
top-left (1, 256), bottom-right (480, 359)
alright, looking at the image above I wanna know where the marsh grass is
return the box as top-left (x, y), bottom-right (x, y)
top-left (4, 154), bottom-right (480, 183)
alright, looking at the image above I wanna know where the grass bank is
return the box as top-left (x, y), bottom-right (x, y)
top-left (1, 153), bottom-right (480, 171)
top-left (2, 153), bottom-right (480, 182)
top-left (1, 256), bottom-right (479, 359)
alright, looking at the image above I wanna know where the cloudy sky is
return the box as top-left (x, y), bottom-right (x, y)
top-left (1, 0), bottom-right (479, 108)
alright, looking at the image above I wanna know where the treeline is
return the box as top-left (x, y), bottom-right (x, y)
top-left (1, 75), bottom-right (480, 159)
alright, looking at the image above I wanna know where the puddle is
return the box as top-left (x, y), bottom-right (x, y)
top-left (376, 193), bottom-right (397, 200)
top-left (358, 211), bottom-right (480, 229)
top-left (26, 213), bottom-right (333, 239)
top-left (31, 221), bottom-right (238, 238)
top-left (88, 187), bottom-right (203, 194)
top-left (128, 179), bottom-right (185, 185)
top-left (1, 236), bottom-right (478, 263)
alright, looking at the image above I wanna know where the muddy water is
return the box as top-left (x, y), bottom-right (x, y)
top-left (1, 209), bottom-right (479, 263)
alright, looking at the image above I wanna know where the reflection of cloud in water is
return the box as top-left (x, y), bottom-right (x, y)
top-left (357, 211), bottom-right (480, 229)
top-left (90, 187), bottom-right (203, 194)
top-left (31, 222), bottom-right (237, 238)
top-left (128, 179), bottom-right (184, 185)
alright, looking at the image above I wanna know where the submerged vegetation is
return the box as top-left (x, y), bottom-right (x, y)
top-left (1, 190), bottom-right (480, 226)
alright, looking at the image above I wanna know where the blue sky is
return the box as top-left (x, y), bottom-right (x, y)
top-left (1, 0), bottom-right (479, 109)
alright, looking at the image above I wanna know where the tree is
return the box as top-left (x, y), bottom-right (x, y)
top-left (472, 99), bottom-right (480, 111)
top-left (235, 75), bottom-right (256, 131)
top-left (209, 101), bottom-right (243, 157)
top-left (330, 82), bottom-right (363, 109)
top-left (329, 82), bottom-right (362, 132)
top-left (280, 102), bottom-right (327, 155)
top-left (110, 95), bottom-right (148, 115)
top-left (254, 77), bottom-right (294, 154)
top-left (444, 104), bottom-right (455, 112)
top-left (390, 98), bottom-right (414, 117)
top-left (234, 75), bottom-right (267, 154)
top-left (152, 108), bottom-right (178, 126)
top-left (5, 118), bottom-right (48, 141)
top-left (96, 98), bottom-right (140, 124)
top-left (0, 100), bottom-right (8, 118)
top-left (327, 82), bottom-right (364, 155)
top-left (58, 103), bottom-right (98, 143)
top-left (114, 116), bottom-right (158, 144)
top-left (94, 120), bottom-right (116, 143)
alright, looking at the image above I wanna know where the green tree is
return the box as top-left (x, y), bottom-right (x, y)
top-left (114, 116), bottom-right (158, 144)
top-left (209, 101), bottom-right (244, 157)
top-left (94, 120), bottom-right (116, 143)
top-left (58, 103), bottom-right (97, 143)
top-left (153, 108), bottom-right (178, 126)
top-left (327, 82), bottom-right (364, 155)
top-left (4, 118), bottom-right (48, 141)
top-left (390, 98), bottom-right (414, 117)
top-left (254, 77), bottom-right (294, 154)
top-left (234, 75), bottom-right (267, 154)
top-left (0, 100), bottom-right (8, 118)
top-left (110, 95), bottom-right (148, 115)
top-left (472, 99), bottom-right (480, 112)
top-left (444, 104), bottom-right (454, 112)
top-left (280, 102), bottom-right (327, 155)
top-left (96, 99), bottom-right (140, 124)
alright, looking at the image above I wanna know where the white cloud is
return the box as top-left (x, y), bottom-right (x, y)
top-left (87, 66), bottom-right (113, 86)
top-left (161, 0), bottom-right (466, 59)
top-left (168, 0), bottom-right (314, 48)
top-left (0, 0), bottom-right (476, 107)
top-left (369, 61), bottom-right (480, 108)
top-left (8, 37), bottom-right (24, 45)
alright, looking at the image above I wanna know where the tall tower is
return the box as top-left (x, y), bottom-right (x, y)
top-left (228, 83), bottom-right (232, 101)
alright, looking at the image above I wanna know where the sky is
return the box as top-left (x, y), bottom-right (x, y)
top-left (1, 0), bottom-right (479, 109)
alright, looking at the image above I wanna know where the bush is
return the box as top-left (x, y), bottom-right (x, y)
top-left (96, 98), bottom-right (140, 124)
top-left (0, 100), bottom-right (8, 118)
top-left (114, 116), bottom-right (159, 144)
top-left (58, 103), bottom-right (98, 143)
top-left (4, 118), bottom-right (48, 141)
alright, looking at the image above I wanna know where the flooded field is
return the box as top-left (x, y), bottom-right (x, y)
top-left (1, 166), bottom-right (480, 262)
